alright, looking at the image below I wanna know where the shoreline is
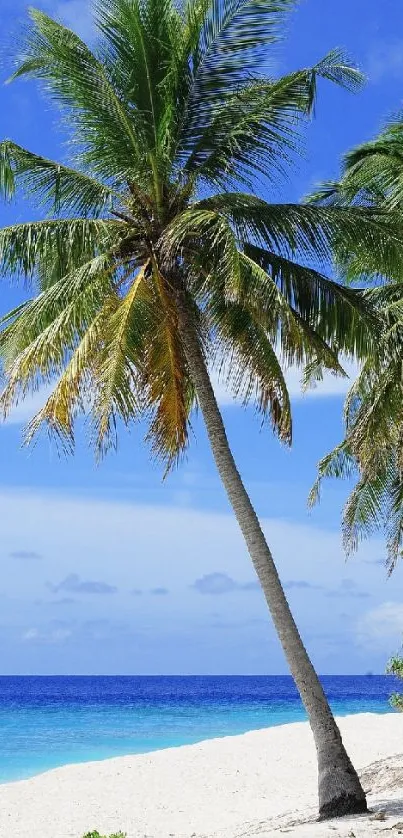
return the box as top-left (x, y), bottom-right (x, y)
top-left (1, 712), bottom-right (403, 837)
top-left (1, 708), bottom-right (397, 787)
top-left (2, 706), bottom-right (396, 787)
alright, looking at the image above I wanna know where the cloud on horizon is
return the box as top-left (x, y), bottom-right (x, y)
top-left (20, 617), bottom-right (134, 645)
top-left (9, 549), bottom-right (42, 560)
top-left (192, 572), bottom-right (260, 595)
top-left (326, 579), bottom-right (371, 600)
top-left (48, 598), bottom-right (76, 606)
top-left (22, 621), bottom-right (73, 644)
top-left (284, 580), bottom-right (323, 591)
top-left (48, 573), bottom-right (117, 596)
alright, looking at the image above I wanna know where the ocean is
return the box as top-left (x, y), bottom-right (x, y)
top-left (0, 675), bottom-right (399, 783)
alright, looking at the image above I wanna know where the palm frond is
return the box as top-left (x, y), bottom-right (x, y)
top-left (181, 72), bottom-right (307, 185)
top-left (242, 243), bottom-right (375, 358)
top-left (343, 356), bottom-right (402, 458)
top-left (196, 194), bottom-right (403, 277)
top-left (387, 470), bottom-right (403, 572)
top-left (188, 0), bottom-right (295, 98)
top-left (310, 286), bottom-right (403, 569)
top-left (95, 0), bottom-right (183, 174)
top-left (144, 265), bottom-right (194, 467)
top-left (0, 218), bottom-right (123, 282)
top-left (341, 120), bottom-right (403, 210)
top-left (163, 207), bottom-right (241, 297)
top-left (10, 8), bottom-right (147, 183)
top-left (237, 252), bottom-right (345, 374)
top-left (210, 293), bottom-right (292, 441)
top-left (25, 296), bottom-right (119, 448)
top-left (0, 140), bottom-right (120, 216)
top-left (92, 266), bottom-right (150, 452)
top-left (308, 441), bottom-right (356, 507)
top-left (0, 254), bottom-right (116, 418)
top-left (181, 51), bottom-right (363, 186)
top-left (342, 469), bottom-right (391, 553)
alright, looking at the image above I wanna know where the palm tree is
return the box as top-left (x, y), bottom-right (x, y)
top-left (308, 120), bottom-right (403, 572)
top-left (1, 0), bottom-right (401, 817)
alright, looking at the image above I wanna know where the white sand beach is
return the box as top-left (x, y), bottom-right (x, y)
top-left (2, 713), bottom-right (403, 838)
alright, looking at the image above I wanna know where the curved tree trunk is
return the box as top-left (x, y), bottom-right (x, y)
top-left (176, 295), bottom-right (367, 820)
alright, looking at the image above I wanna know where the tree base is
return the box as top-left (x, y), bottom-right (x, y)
top-left (318, 793), bottom-right (368, 821)
top-left (317, 734), bottom-right (368, 821)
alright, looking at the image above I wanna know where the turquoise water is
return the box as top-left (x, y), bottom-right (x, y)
top-left (0, 675), bottom-right (397, 783)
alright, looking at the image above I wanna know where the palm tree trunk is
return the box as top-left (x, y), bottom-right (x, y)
top-left (176, 295), bottom-right (367, 820)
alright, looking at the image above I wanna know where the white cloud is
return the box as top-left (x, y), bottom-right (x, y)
top-left (4, 386), bottom-right (54, 426)
top-left (356, 602), bottom-right (403, 648)
top-left (22, 625), bottom-right (73, 643)
top-left (285, 359), bottom-right (359, 398)
top-left (22, 628), bottom-right (40, 642)
top-left (48, 572), bottom-right (118, 595)
top-left (52, 627), bottom-right (72, 641)
top-left (212, 358), bottom-right (359, 406)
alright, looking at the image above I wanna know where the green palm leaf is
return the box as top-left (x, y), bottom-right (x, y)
top-left (0, 219), bottom-right (123, 282)
top-left (0, 141), bottom-right (120, 216)
top-left (10, 9), bottom-right (147, 183)
top-left (95, 0), bottom-right (182, 167)
top-left (182, 51), bottom-right (363, 186)
top-left (242, 243), bottom-right (374, 358)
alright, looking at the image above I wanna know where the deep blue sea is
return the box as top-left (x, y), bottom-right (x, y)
top-left (0, 675), bottom-right (398, 783)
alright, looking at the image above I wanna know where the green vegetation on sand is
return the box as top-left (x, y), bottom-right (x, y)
top-left (82, 831), bottom-right (126, 838)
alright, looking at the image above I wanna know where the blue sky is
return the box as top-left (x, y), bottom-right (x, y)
top-left (0, 0), bottom-right (402, 676)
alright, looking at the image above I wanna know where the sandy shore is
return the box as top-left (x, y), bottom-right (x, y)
top-left (1, 713), bottom-right (403, 838)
